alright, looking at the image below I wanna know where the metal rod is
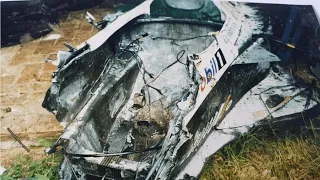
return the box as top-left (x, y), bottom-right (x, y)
top-left (7, 128), bottom-right (30, 152)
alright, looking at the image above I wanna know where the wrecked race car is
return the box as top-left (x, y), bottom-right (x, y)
top-left (42, 0), bottom-right (320, 179)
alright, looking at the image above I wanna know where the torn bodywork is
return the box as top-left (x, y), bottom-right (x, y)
top-left (42, 0), bottom-right (320, 179)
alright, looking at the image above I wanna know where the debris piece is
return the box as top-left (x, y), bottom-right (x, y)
top-left (7, 128), bottom-right (30, 152)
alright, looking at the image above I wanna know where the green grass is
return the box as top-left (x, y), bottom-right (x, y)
top-left (1, 131), bottom-right (319, 179)
top-left (1, 138), bottom-right (63, 180)
top-left (200, 131), bottom-right (320, 180)
top-left (36, 137), bottom-right (57, 148)
top-left (1, 153), bottom-right (63, 180)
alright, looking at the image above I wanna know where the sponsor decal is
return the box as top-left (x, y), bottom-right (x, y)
top-left (200, 48), bottom-right (226, 92)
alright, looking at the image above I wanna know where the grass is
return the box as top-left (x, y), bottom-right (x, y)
top-left (1, 130), bottom-right (319, 180)
top-left (0, 138), bottom-right (63, 180)
top-left (1, 153), bottom-right (63, 180)
top-left (200, 130), bottom-right (320, 180)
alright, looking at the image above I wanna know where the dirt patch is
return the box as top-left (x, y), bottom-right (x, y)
top-left (0, 6), bottom-right (112, 138)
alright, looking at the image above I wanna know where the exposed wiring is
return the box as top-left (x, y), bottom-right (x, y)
top-left (152, 35), bottom-right (210, 41)
top-left (121, 32), bottom-right (218, 98)
top-left (121, 33), bottom-right (149, 52)
top-left (118, 34), bottom-right (155, 103)
top-left (130, 50), bottom-right (154, 79)
top-left (151, 32), bottom-right (218, 42)
top-left (130, 50), bottom-right (153, 104)
top-left (120, 36), bottom-right (189, 99)
top-left (119, 35), bottom-right (155, 79)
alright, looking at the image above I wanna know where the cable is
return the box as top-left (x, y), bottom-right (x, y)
top-left (121, 33), bottom-right (149, 53)
top-left (151, 34), bottom-right (213, 41)
top-left (118, 36), bottom-right (154, 79)
top-left (66, 146), bottom-right (161, 157)
top-left (119, 35), bottom-right (169, 100)
top-left (176, 49), bottom-right (187, 65)
top-left (128, 49), bottom-right (153, 104)
top-left (116, 35), bottom-right (155, 104)
top-left (147, 85), bottom-right (163, 96)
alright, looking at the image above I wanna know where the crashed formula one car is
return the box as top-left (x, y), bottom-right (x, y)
top-left (42, 0), bottom-right (320, 179)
